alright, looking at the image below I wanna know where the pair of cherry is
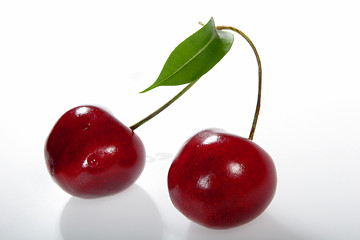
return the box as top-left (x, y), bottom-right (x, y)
top-left (45, 104), bottom-right (276, 229)
top-left (45, 21), bottom-right (277, 229)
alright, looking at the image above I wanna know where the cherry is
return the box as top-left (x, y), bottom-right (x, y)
top-left (168, 129), bottom-right (277, 229)
top-left (45, 105), bottom-right (145, 198)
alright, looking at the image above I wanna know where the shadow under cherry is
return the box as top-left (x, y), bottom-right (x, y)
top-left (60, 184), bottom-right (163, 240)
top-left (187, 213), bottom-right (306, 240)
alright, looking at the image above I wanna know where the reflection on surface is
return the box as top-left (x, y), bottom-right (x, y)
top-left (75, 106), bottom-right (90, 116)
top-left (60, 184), bottom-right (163, 240)
top-left (82, 146), bottom-right (117, 169)
top-left (202, 135), bottom-right (219, 145)
top-left (187, 213), bottom-right (306, 240)
top-left (227, 162), bottom-right (244, 177)
top-left (197, 174), bottom-right (213, 190)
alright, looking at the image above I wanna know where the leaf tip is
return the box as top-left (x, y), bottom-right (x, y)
top-left (139, 85), bottom-right (155, 94)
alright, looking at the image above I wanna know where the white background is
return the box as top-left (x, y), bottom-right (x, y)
top-left (1, 0), bottom-right (359, 239)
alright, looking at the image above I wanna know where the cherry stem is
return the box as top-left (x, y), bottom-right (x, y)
top-left (129, 80), bottom-right (198, 131)
top-left (130, 24), bottom-right (262, 141)
top-left (216, 25), bottom-right (262, 141)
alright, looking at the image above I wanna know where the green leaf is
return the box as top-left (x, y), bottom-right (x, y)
top-left (141, 17), bottom-right (234, 93)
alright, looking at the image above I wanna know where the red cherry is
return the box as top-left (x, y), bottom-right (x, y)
top-left (45, 105), bottom-right (145, 198)
top-left (168, 128), bottom-right (277, 229)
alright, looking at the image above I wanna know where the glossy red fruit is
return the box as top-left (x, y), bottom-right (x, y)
top-left (45, 105), bottom-right (145, 198)
top-left (168, 129), bottom-right (277, 229)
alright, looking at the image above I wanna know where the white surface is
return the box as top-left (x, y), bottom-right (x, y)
top-left (1, 1), bottom-right (359, 239)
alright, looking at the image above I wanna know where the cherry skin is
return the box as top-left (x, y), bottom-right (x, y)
top-left (45, 105), bottom-right (145, 198)
top-left (168, 129), bottom-right (277, 229)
